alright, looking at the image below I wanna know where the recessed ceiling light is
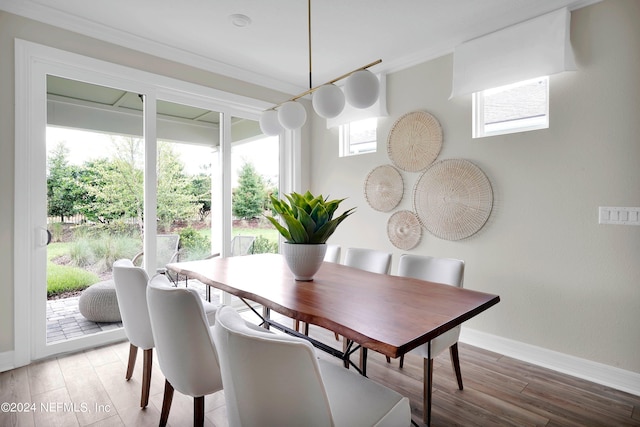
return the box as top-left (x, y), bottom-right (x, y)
top-left (229, 14), bottom-right (252, 28)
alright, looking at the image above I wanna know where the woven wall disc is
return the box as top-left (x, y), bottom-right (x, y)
top-left (387, 210), bottom-right (422, 250)
top-left (413, 159), bottom-right (493, 241)
top-left (364, 165), bottom-right (404, 212)
top-left (387, 111), bottom-right (443, 172)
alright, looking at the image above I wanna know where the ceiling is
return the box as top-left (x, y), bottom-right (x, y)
top-left (3, 0), bottom-right (598, 95)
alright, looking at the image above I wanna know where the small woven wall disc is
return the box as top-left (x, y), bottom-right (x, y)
top-left (364, 165), bottom-right (404, 212)
top-left (387, 210), bottom-right (422, 250)
top-left (387, 111), bottom-right (443, 172)
top-left (413, 159), bottom-right (493, 241)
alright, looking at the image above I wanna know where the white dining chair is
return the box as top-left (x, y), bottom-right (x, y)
top-left (324, 244), bottom-right (341, 263)
top-left (213, 305), bottom-right (411, 427)
top-left (343, 247), bottom-right (392, 274)
top-left (146, 276), bottom-right (224, 427)
top-left (112, 259), bottom-right (219, 409)
top-left (396, 253), bottom-right (465, 425)
top-left (112, 259), bottom-right (155, 408)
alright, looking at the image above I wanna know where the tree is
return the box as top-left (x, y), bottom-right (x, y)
top-left (78, 157), bottom-right (143, 225)
top-left (189, 168), bottom-right (212, 221)
top-left (77, 137), bottom-right (144, 227)
top-left (78, 138), bottom-right (198, 231)
top-left (232, 161), bottom-right (265, 219)
top-left (156, 141), bottom-right (197, 230)
top-left (47, 142), bottom-right (85, 222)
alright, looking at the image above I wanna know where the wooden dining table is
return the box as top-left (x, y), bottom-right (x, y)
top-left (168, 253), bottom-right (498, 359)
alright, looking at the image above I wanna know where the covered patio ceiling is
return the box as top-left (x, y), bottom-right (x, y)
top-left (47, 75), bottom-right (261, 146)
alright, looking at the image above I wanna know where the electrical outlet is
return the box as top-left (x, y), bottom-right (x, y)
top-left (598, 207), bottom-right (640, 225)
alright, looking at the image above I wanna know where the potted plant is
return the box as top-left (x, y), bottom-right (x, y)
top-left (266, 190), bottom-right (355, 280)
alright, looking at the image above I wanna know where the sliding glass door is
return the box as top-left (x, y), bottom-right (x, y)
top-left (15, 40), bottom-right (283, 363)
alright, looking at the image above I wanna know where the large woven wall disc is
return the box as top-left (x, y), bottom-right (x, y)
top-left (387, 210), bottom-right (422, 250)
top-left (364, 165), bottom-right (404, 212)
top-left (387, 111), bottom-right (443, 172)
top-left (413, 159), bottom-right (493, 241)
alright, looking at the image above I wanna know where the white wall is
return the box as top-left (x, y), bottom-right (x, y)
top-left (310, 0), bottom-right (640, 374)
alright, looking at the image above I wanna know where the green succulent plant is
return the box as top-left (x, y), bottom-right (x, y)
top-left (266, 190), bottom-right (355, 244)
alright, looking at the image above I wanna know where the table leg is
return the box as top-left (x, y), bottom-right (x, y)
top-left (262, 306), bottom-right (271, 330)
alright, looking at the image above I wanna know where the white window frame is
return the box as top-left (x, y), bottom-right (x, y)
top-left (339, 117), bottom-right (378, 157)
top-left (473, 76), bottom-right (549, 138)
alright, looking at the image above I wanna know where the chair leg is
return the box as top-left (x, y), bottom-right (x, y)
top-left (386, 356), bottom-right (391, 363)
top-left (334, 332), bottom-right (339, 340)
top-left (423, 357), bottom-right (434, 426)
top-left (126, 344), bottom-right (137, 380)
top-left (194, 396), bottom-right (205, 427)
top-left (294, 319), bottom-right (300, 332)
top-left (160, 380), bottom-right (174, 427)
top-left (140, 349), bottom-right (153, 408)
top-left (359, 347), bottom-right (368, 376)
top-left (449, 343), bottom-right (464, 390)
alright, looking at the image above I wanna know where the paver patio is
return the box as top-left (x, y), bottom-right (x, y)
top-left (46, 280), bottom-right (216, 342)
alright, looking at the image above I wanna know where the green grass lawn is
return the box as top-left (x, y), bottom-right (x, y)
top-left (47, 242), bottom-right (100, 296)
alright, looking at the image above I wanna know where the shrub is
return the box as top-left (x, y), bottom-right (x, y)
top-left (49, 222), bottom-right (64, 242)
top-left (69, 234), bottom-right (140, 272)
top-left (89, 235), bottom-right (140, 272)
top-left (252, 235), bottom-right (278, 254)
top-left (69, 237), bottom-right (96, 267)
top-left (179, 227), bottom-right (212, 261)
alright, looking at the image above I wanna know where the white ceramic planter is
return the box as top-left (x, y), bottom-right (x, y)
top-left (282, 242), bottom-right (328, 281)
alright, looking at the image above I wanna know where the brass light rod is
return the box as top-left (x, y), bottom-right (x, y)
top-left (291, 59), bottom-right (382, 102)
top-left (265, 58), bottom-right (383, 111)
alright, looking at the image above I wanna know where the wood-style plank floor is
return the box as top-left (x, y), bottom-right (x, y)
top-left (2, 310), bottom-right (638, 427)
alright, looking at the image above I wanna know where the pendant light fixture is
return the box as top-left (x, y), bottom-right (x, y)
top-left (260, 0), bottom-right (381, 135)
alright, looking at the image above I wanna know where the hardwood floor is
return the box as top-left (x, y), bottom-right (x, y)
top-left (2, 312), bottom-right (638, 427)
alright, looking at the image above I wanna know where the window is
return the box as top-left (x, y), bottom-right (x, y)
top-left (339, 117), bottom-right (377, 156)
top-left (473, 76), bottom-right (549, 138)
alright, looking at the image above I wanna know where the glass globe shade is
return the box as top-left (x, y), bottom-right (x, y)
top-left (312, 84), bottom-right (345, 119)
top-left (344, 69), bottom-right (379, 109)
top-left (278, 101), bottom-right (307, 130)
top-left (259, 110), bottom-right (283, 136)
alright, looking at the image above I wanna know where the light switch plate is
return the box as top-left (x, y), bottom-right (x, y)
top-left (599, 207), bottom-right (640, 225)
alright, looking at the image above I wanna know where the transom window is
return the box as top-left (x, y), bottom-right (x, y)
top-left (339, 118), bottom-right (377, 157)
top-left (473, 76), bottom-right (549, 138)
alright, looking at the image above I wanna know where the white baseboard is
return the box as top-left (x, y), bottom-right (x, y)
top-left (0, 350), bottom-right (15, 373)
top-left (460, 328), bottom-right (640, 397)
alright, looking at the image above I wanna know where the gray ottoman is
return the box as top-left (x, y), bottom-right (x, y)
top-left (79, 280), bottom-right (122, 322)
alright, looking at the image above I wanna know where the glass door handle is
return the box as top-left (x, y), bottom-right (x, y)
top-left (37, 227), bottom-right (51, 246)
